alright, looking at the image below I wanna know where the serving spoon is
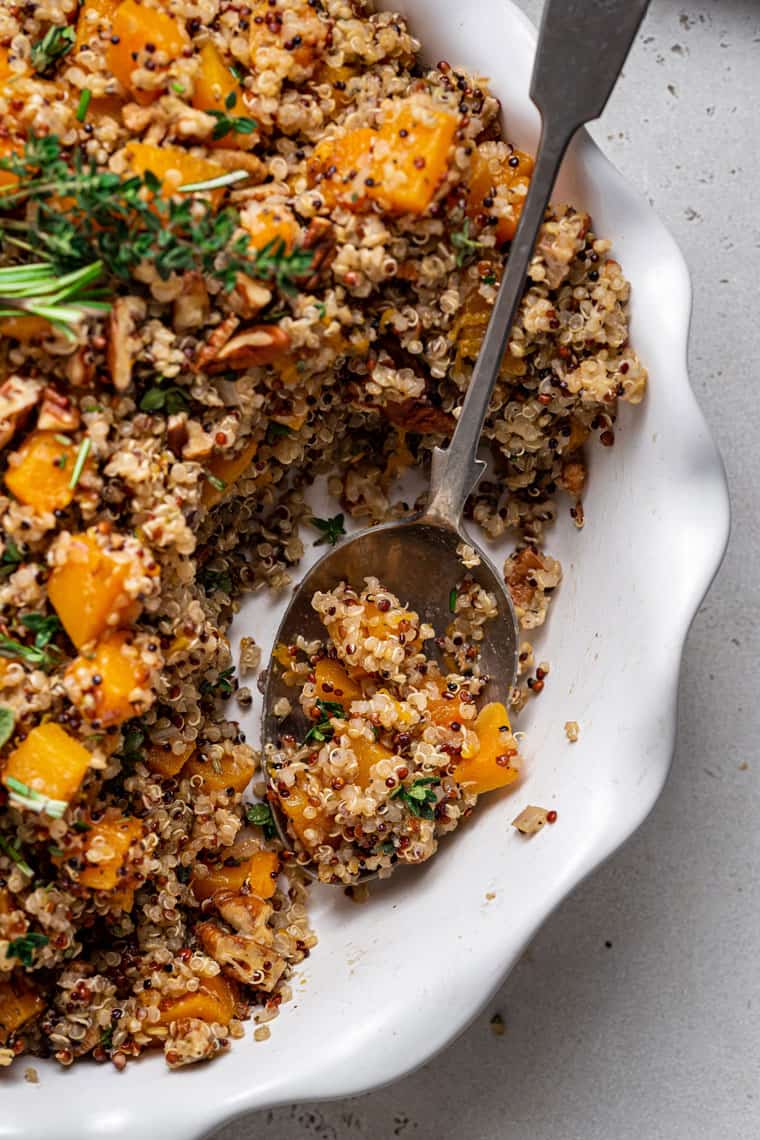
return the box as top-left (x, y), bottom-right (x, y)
top-left (261, 0), bottom-right (651, 869)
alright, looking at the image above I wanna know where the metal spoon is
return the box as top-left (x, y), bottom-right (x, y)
top-left (261, 0), bottom-right (651, 871)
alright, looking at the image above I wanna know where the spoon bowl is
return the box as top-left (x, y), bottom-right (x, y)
top-left (261, 515), bottom-right (519, 863)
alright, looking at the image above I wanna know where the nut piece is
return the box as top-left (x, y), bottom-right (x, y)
top-left (0, 375), bottom-right (43, 447)
top-left (196, 920), bottom-right (286, 991)
top-left (564, 720), bottom-right (580, 743)
top-left (560, 459), bottom-right (586, 497)
top-left (229, 274), bottom-right (272, 320)
top-left (107, 296), bottom-right (146, 391)
top-left (384, 397), bottom-right (454, 435)
top-left (206, 325), bottom-right (291, 373)
top-left (38, 386), bottom-right (81, 433)
top-left (173, 272), bottom-right (210, 333)
top-left (166, 413), bottom-right (189, 457)
top-left (181, 419), bottom-right (215, 461)
top-left (214, 890), bottom-right (274, 945)
top-left (195, 314), bottom-right (240, 373)
top-left (511, 805), bottom-right (549, 836)
top-left (65, 346), bottom-right (96, 388)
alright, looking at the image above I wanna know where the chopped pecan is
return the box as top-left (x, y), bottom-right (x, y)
top-left (166, 413), bottom-right (189, 457)
top-left (229, 274), bottom-right (272, 320)
top-left (384, 398), bottom-right (454, 435)
top-left (65, 346), bottom-right (96, 388)
top-left (300, 217), bottom-right (335, 289)
top-left (560, 459), bottom-right (586, 497)
top-left (173, 272), bottom-right (210, 333)
top-left (194, 315), bottom-right (240, 373)
top-left (214, 891), bottom-right (274, 946)
top-left (181, 419), bottom-right (215, 461)
top-left (212, 150), bottom-right (266, 180)
top-left (107, 296), bottom-right (146, 391)
top-left (205, 325), bottom-right (291, 373)
top-left (0, 375), bottom-right (42, 448)
top-left (37, 386), bottom-right (81, 433)
top-left (196, 921), bottom-right (286, 991)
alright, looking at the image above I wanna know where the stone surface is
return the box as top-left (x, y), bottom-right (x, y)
top-left (216, 3), bottom-right (758, 1137)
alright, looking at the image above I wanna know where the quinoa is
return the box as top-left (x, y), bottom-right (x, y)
top-left (0, 0), bottom-right (645, 1071)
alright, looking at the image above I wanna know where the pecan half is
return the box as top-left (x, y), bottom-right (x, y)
top-left (205, 325), bottom-right (290, 373)
top-left (173, 272), bottom-right (210, 333)
top-left (194, 315), bottom-right (240, 373)
top-left (107, 297), bottom-right (146, 391)
top-left (384, 398), bottom-right (454, 435)
top-left (65, 345), bottom-right (96, 388)
top-left (0, 375), bottom-right (42, 447)
top-left (229, 274), bottom-right (272, 320)
top-left (37, 386), bottom-right (81, 433)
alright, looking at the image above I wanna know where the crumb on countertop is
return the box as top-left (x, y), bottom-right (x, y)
top-left (565, 720), bottom-right (580, 742)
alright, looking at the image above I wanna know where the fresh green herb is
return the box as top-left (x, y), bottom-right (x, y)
top-left (249, 239), bottom-right (314, 295)
top-left (31, 25), bottom-right (75, 76)
top-left (139, 384), bottom-right (188, 415)
top-left (303, 698), bottom-right (347, 744)
top-left (0, 261), bottom-right (109, 339)
top-left (377, 839), bottom-right (396, 856)
top-left (246, 802), bottom-right (277, 839)
top-left (229, 63), bottom-right (244, 81)
top-left (310, 513), bottom-right (346, 547)
top-left (175, 864), bottom-right (191, 883)
top-left (198, 566), bottom-right (233, 595)
top-left (0, 634), bottom-right (56, 670)
top-left (72, 819), bottom-right (92, 833)
top-left (267, 422), bottom-right (292, 442)
top-left (0, 536), bottom-right (23, 579)
top-left (0, 835), bottom-right (33, 876)
top-left (201, 666), bottom-right (236, 699)
top-left (76, 88), bottom-right (92, 123)
top-left (68, 436), bottom-right (91, 489)
top-left (100, 1025), bottom-right (114, 1051)
top-left (54, 433), bottom-right (71, 445)
top-left (483, 273), bottom-right (497, 286)
top-left (170, 81), bottom-right (186, 95)
top-left (20, 612), bottom-right (62, 650)
top-left (449, 587), bottom-right (458, 614)
top-left (179, 169), bottom-right (250, 194)
top-left (452, 219), bottom-right (484, 268)
top-left (0, 707), bottom-right (15, 749)
top-left (391, 776), bottom-right (440, 820)
top-left (6, 931), bottom-right (49, 966)
top-left (5, 775), bottom-right (68, 818)
top-left (48, 845), bottom-right (64, 857)
top-left (205, 473), bottom-right (227, 493)
top-left (207, 94), bottom-right (257, 142)
top-left (120, 722), bottom-right (146, 763)
top-left (315, 301), bottom-right (327, 319)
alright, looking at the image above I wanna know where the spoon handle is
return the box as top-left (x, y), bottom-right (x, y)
top-left (424, 0), bottom-right (650, 528)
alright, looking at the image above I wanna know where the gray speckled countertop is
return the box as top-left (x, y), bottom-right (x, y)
top-left (216, 3), bottom-right (759, 1138)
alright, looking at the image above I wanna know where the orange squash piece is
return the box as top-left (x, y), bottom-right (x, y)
top-left (201, 440), bottom-right (259, 506)
top-left (373, 100), bottom-right (458, 215)
top-left (466, 145), bottom-right (534, 243)
top-left (191, 850), bottom-right (275, 901)
top-left (249, 0), bottom-right (326, 73)
top-left (75, 0), bottom-right (120, 50)
top-left (153, 972), bottom-right (237, 1027)
top-left (0, 976), bottom-right (45, 1044)
top-left (2, 722), bottom-right (91, 805)
top-left (351, 736), bottom-right (393, 788)
top-left (47, 531), bottom-right (141, 648)
top-left (124, 141), bottom-right (227, 204)
top-left (146, 741), bottom-right (194, 779)
top-left (191, 42), bottom-right (254, 150)
top-left (65, 630), bottom-right (151, 727)
top-left (184, 747), bottom-right (255, 794)
top-left (308, 127), bottom-right (375, 210)
top-left (107, 0), bottom-right (188, 104)
top-left (4, 431), bottom-right (83, 514)
top-left (242, 204), bottom-right (299, 253)
top-left (455, 701), bottom-right (520, 795)
top-left (246, 850), bottom-right (279, 899)
top-left (78, 815), bottom-right (143, 890)
top-left (313, 659), bottom-right (362, 707)
top-left (277, 781), bottom-right (330, 850)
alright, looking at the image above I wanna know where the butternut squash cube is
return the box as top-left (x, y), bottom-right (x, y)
top-left (4, 431), bottom-right (83, 513)
top-left (277, 781), bottom-right (329, 850)
top-left (373, 100), bottom-right (458, 214)
top-left (124, 141), bottom-right (227, 204)
top-left (65, 630), bottom-right (152, 728)
top-left (242, 203), bottom-right (299, 253)
top-left (146, 741), bottom-right (195, 779)
top-left (201, 440), bottom-right (259, 506)
top-left (455, 701), bottom-right (520, 795)
top-left (248, 0), bottom-right (327, 74)
top-left (75, 0), bottom-right (120, 51)
top-left (0, 976), bottom-right (45, 1044)
top-left (184, 747), bottom-right (255, 793)
top-left (313, 659), bottom-right (361, 707)
top-left (154, 972), bottom-right (237, 1027)
top-left (351, 736), bottom-right (393, 789)
top-left (78, 815), bottom-right (143, 890)
top-left (191, 850), bottom-right (275, 901)
top-left (2, 722), bottom-right (91, 805)
top-left (308, 127), bottom-right (375, 209)
top-left (47, 531), bottom-right (141, 648)
top-left (192, 42), bottom-right (254, 150)
top-left (466, 143), bottom-right (534, 243)
top-left (0, 316), bottom-right (50, 341)
top-left (107, 0), bottom-right (188, 104)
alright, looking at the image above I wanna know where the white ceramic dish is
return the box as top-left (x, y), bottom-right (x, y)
top-left (1, 2), bottom-right (729, 1136)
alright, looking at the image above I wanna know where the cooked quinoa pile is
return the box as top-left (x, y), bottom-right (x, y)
top-left (268, 576), bottom-right (520, 885)
top-left (0, 0), bottom-right (646, 1071)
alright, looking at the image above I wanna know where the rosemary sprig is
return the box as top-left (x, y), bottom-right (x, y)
top-left (5, 775), bottom-right (68, 819)
top-left (31, 25), bottom-right (75, 76)
top-left (0, 261), bottom-right (109, 338)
